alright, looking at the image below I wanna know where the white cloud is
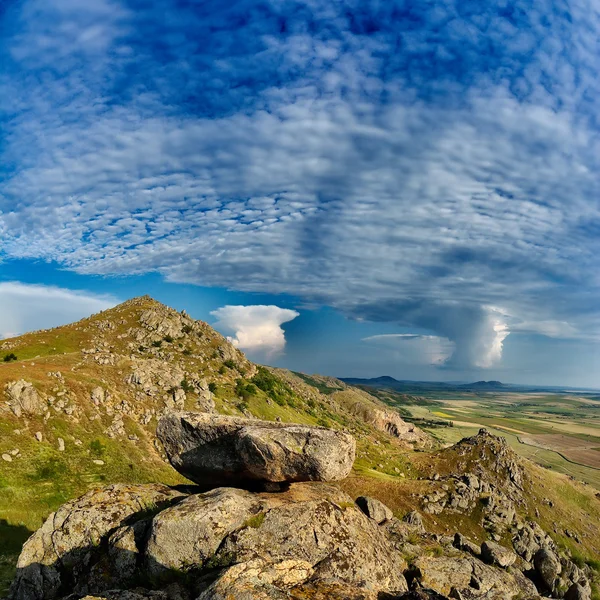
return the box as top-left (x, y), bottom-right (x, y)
top-left (363, 333), bottom-right (455, 366)
top-left (2, 0), bottom-right (600, 370)
top-left (210, 305), bottom-right (300, 358)
top-left (0, 282), bottom-right (118, 338)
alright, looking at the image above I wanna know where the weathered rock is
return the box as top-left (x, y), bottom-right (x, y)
top-left (5, 380), bottom-right (45, 417)
top-left (9, 484), bottom-right (184, 600)
top-left (480, 541), bottom-right (516, 568)
top-left (90, 387), bottom-right (106, 406)
top-left (410, 554), bottom-right (529, 598)
top-left (565, 582), bottom-right (591, 600)
top-left (403, 510), bottom-right (426, 533)
top-left (452, 533), bottom-right (480, 557)
top-left (356, 496), bottom-right (393, 524)
top-left (157, 412), bottom-right (356, 486)
top-left (533, 547), bottom-right (561, 593)
top-left (147, 482), bottom-right (407, 594)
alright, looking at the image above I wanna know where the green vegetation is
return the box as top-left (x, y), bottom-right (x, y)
top-left (3, 353), bottom-right (17, 363)
top-left (243, 512), bottom-right (266, 529)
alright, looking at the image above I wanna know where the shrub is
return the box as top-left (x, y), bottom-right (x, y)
top-left (223, 359), bottom-right (236, 369)
top-left (182, 325), bottom-right (193, 334)
top-left (3, 353), bottom-right (17, 362)
top-left (151, 340), bottom-right (162, 348)
top-left (208, 382), bottom-right (217, 393)
top-left (89, 439), bottom-right (106, 457)
top-left (163, 335), bottom-right (174, 343)
top-left (181, 378), bottom-right (194, 393)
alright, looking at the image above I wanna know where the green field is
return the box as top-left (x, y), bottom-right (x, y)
top-left (370, 388), bottom-right (600, 490)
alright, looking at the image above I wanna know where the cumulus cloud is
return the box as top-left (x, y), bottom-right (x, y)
top-left (0, 282), bottom-right (117, 338)
top-left (1, 0), bottom-right (600, 369)
top-left (211, 305), bottom-right (299, 358)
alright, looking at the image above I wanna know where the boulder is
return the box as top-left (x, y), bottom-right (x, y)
top-left (5, 380), bottom-right (45, 417)
top-left (533, 547), bottom-right (561, 593)
top-left (480, 541), bottom-right (517, 568)
top-left (8, 484), bottom-right (185, 600)
top-left (565, 582), bottom-right (591, 600)
top-left (11, 482), bottom-right (408, 600)
top-left (156, 412), bottom-right (356, 486)
top-left (355, 496), bottom-right (393, 524)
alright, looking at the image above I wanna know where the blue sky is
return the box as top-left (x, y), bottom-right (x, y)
top-left (2, 0), bottom-right (600, 386)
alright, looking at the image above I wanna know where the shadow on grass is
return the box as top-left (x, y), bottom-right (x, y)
top-left (1, 520), bottom-right (33, 598)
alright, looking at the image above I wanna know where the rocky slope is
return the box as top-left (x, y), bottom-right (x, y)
top-left (7, 415), bottom-right (595, 600)
top-left (1, 297), bottom-right (600, 599)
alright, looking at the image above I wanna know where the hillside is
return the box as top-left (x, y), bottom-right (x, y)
top-left (1, 297), bottom-right (600, 598)
top-left (0, 297), bottom-right (430, 593)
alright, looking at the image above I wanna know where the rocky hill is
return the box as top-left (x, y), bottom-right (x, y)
top-left (1, 297), bottom-right (600, 599)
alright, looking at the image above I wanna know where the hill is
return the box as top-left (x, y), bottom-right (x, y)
top-left (1, 297), bottom-right (600, 598)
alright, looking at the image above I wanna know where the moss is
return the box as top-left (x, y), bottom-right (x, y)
top-left (243, 512), bottom-right (266, 529)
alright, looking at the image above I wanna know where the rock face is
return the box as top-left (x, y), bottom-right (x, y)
top-left (355, 496), bottom-right (394, 524)
top-left (10, 482), bottom-right (408, 600)
top-left (156, 412), bottom-right (356, 486)
top-left (5, 380), bottom-right (45, 417)
top-left (9, 484), bottom-right (185, 600)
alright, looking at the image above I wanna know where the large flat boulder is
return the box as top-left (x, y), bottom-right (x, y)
top-left (156, 412), bottom-right (356, 486)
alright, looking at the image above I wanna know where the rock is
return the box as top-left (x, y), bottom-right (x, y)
top-left (92, 459), bottom-right (105, 465)
top-left (410, 554), bottom-right (525, 597)
top-left (12, 482), bottom-right (408, 600)
top-left (5, 380), bottom-right (45, 417)
top-left (403, 510), bottom-right (426, 533)
top-left (2, 453), bottom-right (12, 462)
top-left (533, 547), bottom-right (561, 593)
top-left (35, 432), bottom-right (42, 442)
top-left (565, 583), bottom-right (591, 600)
top-left (90, 387), bottom-right (106, 405)
top-left (57, 438), bottom-right (65, 452)
top-left (480, 541), bottom-right (516, 568)
top-left (452, 533), bottom-right (480, 557)
top-left (355, 496), bottom-right (393, 524)
top-left (157, 412), bottom-right (356, 486)
top-left (9, 484), bottom-right (184, 600)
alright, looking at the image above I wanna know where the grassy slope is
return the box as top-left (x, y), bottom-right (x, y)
top-left (1, 301), bottom-right (600, 594)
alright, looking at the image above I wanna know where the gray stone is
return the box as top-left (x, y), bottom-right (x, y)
top-left (355, 496), bottom-right (393, 524)
top-left (5, 380), bottom-right (45, 417)
top-left (156, 412), bottom-right (356, 486)
top-left (533, 547), bottom-right (561, 592)
top-left (481, 540), bottom-right (517, 568)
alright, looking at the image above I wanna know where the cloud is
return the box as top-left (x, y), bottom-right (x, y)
top-left (363, 334), bottom-right (454, 366)
top-left (211, 305), bottom-right (300, 358)
top-left (2, 0), bottom-right (600, 369)
top-left (0, 282), bottom-right (118, 338)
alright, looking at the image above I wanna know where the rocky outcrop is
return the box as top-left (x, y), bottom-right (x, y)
top-left (5, 380), bottom-right (45, 417)
top-left (156, 412), bottom-right (356, 487)
top-left (9, 482), bottom-right (408, 600)
top-left (9, 484), bottom-right (185, 600)
top-left (356, 496), bottom-right (394, 524)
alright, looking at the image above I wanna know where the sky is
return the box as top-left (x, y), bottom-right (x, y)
top-left (2, 0), bottom-right (600, 387)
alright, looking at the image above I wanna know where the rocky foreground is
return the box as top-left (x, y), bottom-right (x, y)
top-left (8, 416), bottom-right (593, 600)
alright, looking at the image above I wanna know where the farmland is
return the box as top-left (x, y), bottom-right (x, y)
top-left (365, 386), bottom-right (600, 489)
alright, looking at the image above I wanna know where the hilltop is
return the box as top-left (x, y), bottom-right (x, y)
top-left (1, 297), bottom-right (600, 598)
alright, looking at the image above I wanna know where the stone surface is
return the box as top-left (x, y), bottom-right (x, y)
top-left (355, 496), bottom-right (394, 524)
top-left (565, 582), bottom-right (591, 600)
top-left (157, 412), bottom-right (356, 486)
top-left (8, 484), bottom-right (184, 600)
top-left (533, 547), bottom-right (561, 593)
top-left (480, 541), bottom-right (517, 568)
top-left (5, 380), bottom-right (45, 417)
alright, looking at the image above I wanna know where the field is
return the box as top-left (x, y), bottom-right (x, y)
top-left (369, 387), bottom-right (600, 490)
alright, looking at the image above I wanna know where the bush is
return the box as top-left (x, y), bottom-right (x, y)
top-left (3, 353), bottom-right (17, 362)
top-left (89, 439), bottom-right (106, 457)
top-left (181, 378), bottom-right (194, 393)
top-left (251, 367), bottom-right (295, 406)
top-left (163, 335), bottom-right (174, 343)
top-left (151, 340), bottom-right (162, 348)
top-left (208, 382), bottom-right (217, 393)
top-left (223, 359), bottom-right (236, 369)
top-left (182, 325), bottom-right (193, 334)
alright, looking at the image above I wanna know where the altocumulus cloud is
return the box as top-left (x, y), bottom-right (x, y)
top-left (211, 305), bottom-right (300, 358)
top-left (0, 282), bottom-right (117, 339)
top-left (1, 0), bottom-right (600, 368)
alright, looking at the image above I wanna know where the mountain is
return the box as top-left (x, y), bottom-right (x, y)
top-left (1, 297), bottom-right (600, 599)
